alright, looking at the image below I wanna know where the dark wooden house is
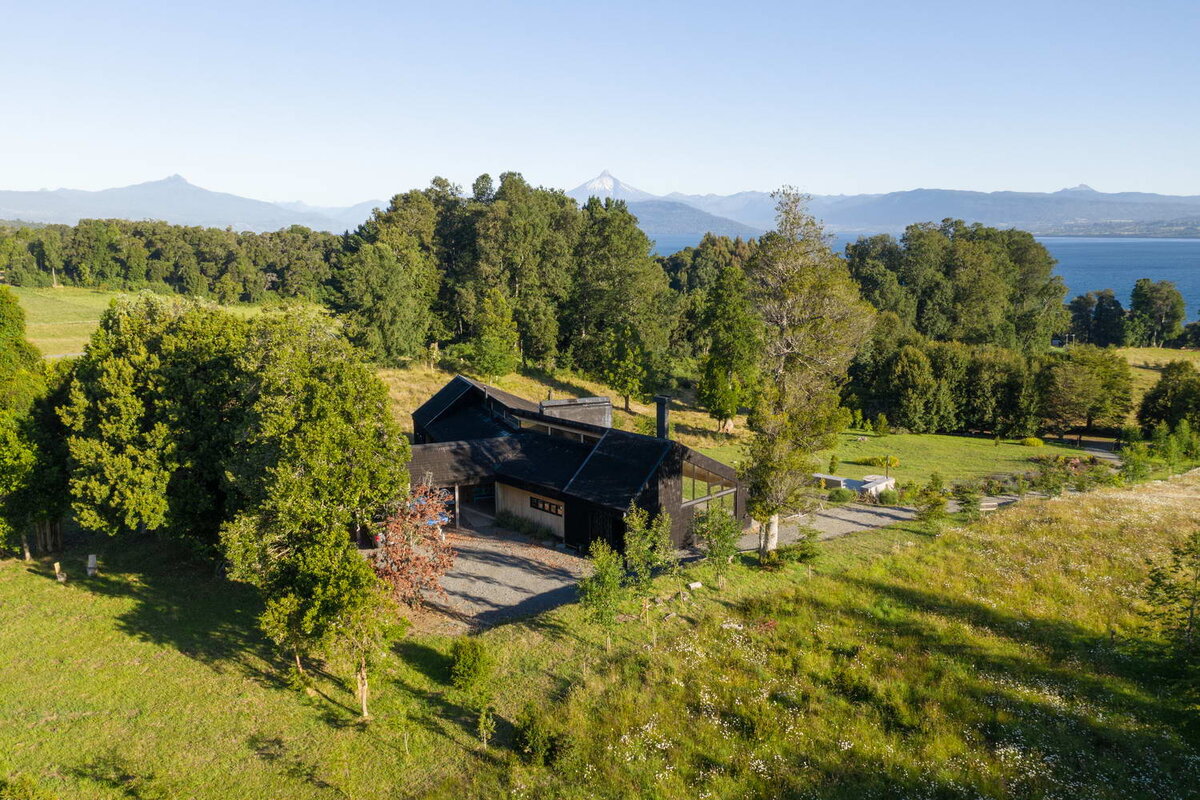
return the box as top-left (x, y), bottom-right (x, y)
top-left (410, 375), bottom-right (746, 551)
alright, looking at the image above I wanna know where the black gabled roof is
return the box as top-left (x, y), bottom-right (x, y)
top-left (411, 432), bottom-right (592, 492)
top-left (461, 376), bottom-right (539, 414)
top-left (426, 403), bottom-right (512, 442)
top-left (410, 437), bottom-right (522, 486)
top-left (494, 434), bottom-right (593, 492)
top-left (563, 429), bottom-right (671, 511)
top-left (412, 375), bottom-right (474, 431)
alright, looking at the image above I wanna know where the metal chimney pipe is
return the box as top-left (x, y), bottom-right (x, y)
top-left (654, 395), bottom-right (670, 439)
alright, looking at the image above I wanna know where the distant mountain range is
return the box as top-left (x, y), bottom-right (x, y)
top-left (4, 172), bottom-right (1200, 243)
top-left (570, 175), bottom-right (1200, 236)
top-left (0, 175), bottom-right (370, 232)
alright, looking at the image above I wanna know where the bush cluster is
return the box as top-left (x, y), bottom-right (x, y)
top-left (513, 704), bottom-right (569, 766)
top-left (1020, 437), bottom-right (1043, 447)
top-left (827, 487), bottom-right (856, 503)
top-left (876, 488), bottom-right (900, 506)
top-left (759, 534), bottom-right (819, 570)
top-left (865, 455), bottom-right (900, 468)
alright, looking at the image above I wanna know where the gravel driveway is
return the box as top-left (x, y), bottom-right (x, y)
top-left (434, 491), bottom-right (1030, 629)
top-left (429, 507), bottom-right (586, 629)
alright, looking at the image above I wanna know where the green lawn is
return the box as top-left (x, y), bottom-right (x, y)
top-left (8, 286), bottom-right (125, 357)
top-left (3, 474), bottom-right (1199, 798)
top-left (700, 429), bottom-right (1092, 486)
top-left (8, 286), bottom-right (296, 359)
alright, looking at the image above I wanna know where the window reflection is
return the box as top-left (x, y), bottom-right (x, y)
top-left (682, 460), bottom-right (736, 506)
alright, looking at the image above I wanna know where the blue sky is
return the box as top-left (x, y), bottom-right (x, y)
top-left (2, 0), bottom-right (1197, 204)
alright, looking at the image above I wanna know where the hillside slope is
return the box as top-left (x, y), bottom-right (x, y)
top-left (2, 472), bottom-right (1198, 798)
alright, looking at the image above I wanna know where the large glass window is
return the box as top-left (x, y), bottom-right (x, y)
top-left (682, 461), bottom-right (736, 505)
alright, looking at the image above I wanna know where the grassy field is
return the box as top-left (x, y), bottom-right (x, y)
top-left (3, 474), bottom-right (1199, 798)
top-left (1118, 346), bottom-right (1200, 402)
top-left (8, 286), bottom-right (267, 358)
top-left (8, 286), bottom-right (125, 357)
top-left (698, 430), bottom-right (1091, 487)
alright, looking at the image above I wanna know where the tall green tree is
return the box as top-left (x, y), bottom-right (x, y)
top-left (889, 345), bottom-right (938, 433)
top-left (697, 261), bottom-right (760, 433)
top-left (334, 241), bottom-right (434, 365)
top-left (597, 325), bottom-right (647, 413)
top-left (59, 295), bottom-right (247, 543)
top-left (1129, 278), bottom-right (1186, 347)
top-left (1138, 361), bottom-right (1200, 431)
top-left (220, 311), bottom-right (408, 676)
top-left (467, 287), bottom-right (520, 379)
top-left (566, 198), bottom-right (672, 381)
top-left (743, 190), bottom-right (874, 556)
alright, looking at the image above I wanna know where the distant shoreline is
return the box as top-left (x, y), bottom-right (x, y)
top-left (1035, 233), bottom-right (1200, 240)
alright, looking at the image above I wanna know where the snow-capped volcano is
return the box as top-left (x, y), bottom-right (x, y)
top-left (567, 170), bottom-right (657, 203)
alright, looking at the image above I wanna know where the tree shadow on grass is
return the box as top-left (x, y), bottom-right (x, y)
top-left (517, 367), bottom-right (596, 404)
top-left (29, 536), bottom-right (285, 688)
top-left (837, 576), bottom-right (1198, 731)
top-left (69, 752), bottom-right (175, 800)
top-left (768, 576), bottom-right (1200, 794)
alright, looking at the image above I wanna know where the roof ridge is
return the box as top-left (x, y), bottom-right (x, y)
top-left (563, 429), bottom-right (609, 493)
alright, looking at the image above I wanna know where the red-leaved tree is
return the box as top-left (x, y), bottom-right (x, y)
top-left (372, 484), bottom-right (456, 606)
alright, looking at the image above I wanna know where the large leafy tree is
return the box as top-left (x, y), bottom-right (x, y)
top-left (467, 287), bottom-right (520, 379)
top-left (844, 220), bottom-right (1066, 353)
top-left (1041, 345), bottom-right (1131, 441)
top-left (220, 311), bottom-right (409, 675)
top-left (0, 286), bottom-right (43, 413)
top-left (697, 261), bottom-right (760, 433)
top-left (59, 295), bottom-right (247, 542)
top-left (1129, 278), bottom-right (1186, 347)
top-left (1138, 361), bottom-right (1200, 431)
top-left (596, 324), bottom-right (648, 413)
top-left (889, 345), bottom-right (939, 433)
top-left (743, 190), bottom-right (873, 556)
top-left (566, 198), bottom-right (672, 380)
top-left (334, 241), bottom-right (434, 364)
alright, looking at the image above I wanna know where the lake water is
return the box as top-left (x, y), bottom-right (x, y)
top-left (651, 234), bottom-right (1200, 321)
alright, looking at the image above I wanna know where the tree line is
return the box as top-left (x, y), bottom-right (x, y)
top-left (848, 313), bottom-right (1135, 440)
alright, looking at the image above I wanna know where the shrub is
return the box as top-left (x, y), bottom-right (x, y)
top-left (873, 413), bottom-right (889, 437)
top-left (951, 482), bottom-right (982, 520)
top-left (494, 509), bottom-right (555, 540)
top-left (877, 488), bottom-right (899, 506)
top-left (981, 477), bottom-right (1006, 496)
top-left (450, 637), bottom-right (493, 694)
top-left (513, 704), bottom-right (564, 766)
top-left (777, 534), bottom-right (818, 563)
top-left (1021, 437), bottom-right (1044, 447)
top-left (759, 532), bottom-right (818, 570)
top-left (827, 487), bottom-right (856, 503)
top-left (865, 455), bottom-right (900, 468)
